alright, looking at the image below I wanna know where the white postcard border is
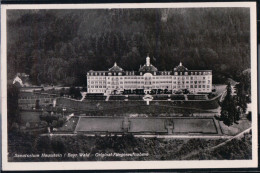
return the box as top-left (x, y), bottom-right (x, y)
top-left (1, 2), bottom-right (258, 170)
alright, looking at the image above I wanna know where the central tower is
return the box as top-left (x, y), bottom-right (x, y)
top-left (146, 56), bottom-right (150, 66)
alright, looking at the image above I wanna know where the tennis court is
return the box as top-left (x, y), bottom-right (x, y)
top-left (72, 117), bottom-right (219, 135)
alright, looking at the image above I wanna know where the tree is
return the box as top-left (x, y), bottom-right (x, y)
top-left (7, 84), bottom-right (20, 131)
top-left (35, 100), bottom-right (40, 109)
top-left (69, 86), bottom-right (81, 99)
top-left (247, 111), bottom-right (251, 121)
top-left (235, 71), bottom-right (250, 113)
top-left (7, 9), bottom-right (250, 86)
top-left (220, 83), bottom-right (238, 126)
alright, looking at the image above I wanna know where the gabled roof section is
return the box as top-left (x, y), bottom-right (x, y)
top-left (174, 62), bottom-right (188, 72)
top-left (108, 62), bottom-right (124, 72)
top-left (139, 64), bottom-right (158, 73)
top-left (139, 56), bottom-right (158, 73)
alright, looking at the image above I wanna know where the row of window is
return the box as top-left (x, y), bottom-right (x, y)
top-left (88, 84), bottom-right (211, 89)
top-left (89, 80), bottom-right (210, 85)
top-left (87, 71), bottom-right (212, 76)
top-left (88, 88), bottom-right (211, 93)
top-left (88, 76), bottom-right (211, 80)
top-left (19, 97), bottom-right (53, 99)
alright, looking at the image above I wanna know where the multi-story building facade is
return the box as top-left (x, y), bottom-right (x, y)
top-left (86, 56), bottom-right (212, 94)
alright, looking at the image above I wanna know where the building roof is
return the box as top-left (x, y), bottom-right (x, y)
top-left (139, 56), bottom-right (158, 73)
top-left (87, 57), bottom-right (212, 76)
top-left (174, 62), bottom-right (188, 72)
top-left (108, 62), bottom-right (124, 72)
top-left (139, 64), bottom-right (158, 72)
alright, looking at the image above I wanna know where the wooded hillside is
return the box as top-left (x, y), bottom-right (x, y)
top-left (7, 8), bottom-right (250, 85)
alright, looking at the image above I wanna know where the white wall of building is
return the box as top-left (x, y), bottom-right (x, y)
top-left (87, 72), bottom-right (212, 94)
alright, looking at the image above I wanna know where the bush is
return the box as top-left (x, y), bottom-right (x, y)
top-left (246, 111), bottom-right (251, 121)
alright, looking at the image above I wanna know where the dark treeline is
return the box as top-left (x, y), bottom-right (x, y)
top-left (7, 8), bottom-right (250, 86)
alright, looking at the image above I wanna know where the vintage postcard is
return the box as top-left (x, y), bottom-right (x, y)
top-left (1, 2), bottom-right (258, 170)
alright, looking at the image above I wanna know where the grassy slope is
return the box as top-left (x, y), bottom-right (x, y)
top-left (219, 119), bottom-right (251, 136)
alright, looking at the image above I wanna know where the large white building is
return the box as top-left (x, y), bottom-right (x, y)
top-left (86, 56), bottom-right (212, 94)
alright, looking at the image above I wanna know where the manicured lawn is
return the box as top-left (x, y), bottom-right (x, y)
top-left (75, 117), bottom-right (125, 132)
top-left (173, 118), bottom-right (217, 134)
top-left (129, 118), bottom-right (167, 133)
top-left (129, 118), bottom-right (217, 134)
top-left (67, 117), bottom-right (219, 135)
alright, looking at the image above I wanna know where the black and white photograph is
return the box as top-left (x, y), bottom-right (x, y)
top-left (1, 2), bottom-right (258, 170)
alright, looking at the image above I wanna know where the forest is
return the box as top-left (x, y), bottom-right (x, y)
top-left (8, 132), bottom-right (252, 161)
top-left (7, 8), bottom-right (250, 86)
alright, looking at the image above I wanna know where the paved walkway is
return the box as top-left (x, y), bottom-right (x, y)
top-left (41, 133), bottom-right (233, 139)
